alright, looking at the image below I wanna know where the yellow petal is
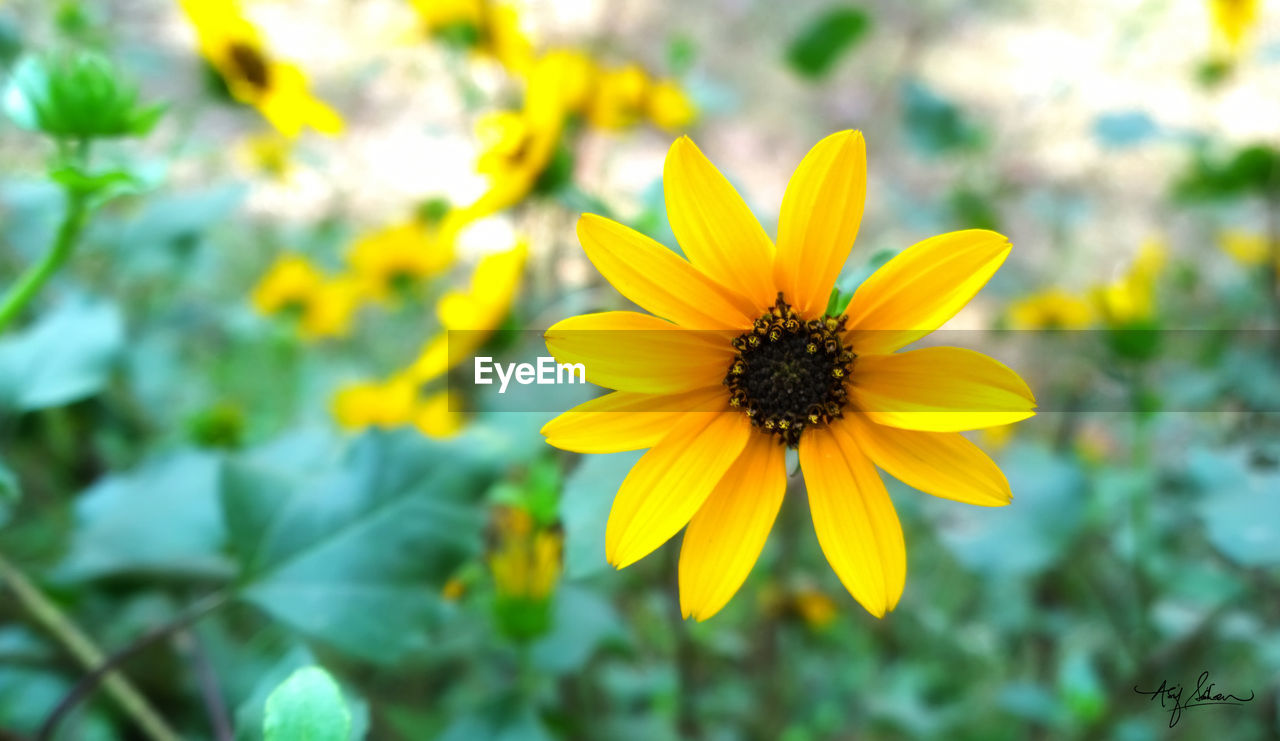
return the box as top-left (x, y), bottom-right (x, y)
top-left (606, 412), bottom-right (751, 568)
top-left (663, 137), bottom-right (777, 311)
top-left (799, 422), bottom-right (905, 617)
top-left (773, 130), bottom-right (867, 318)
top-left (545, 312), bottom-right (734, 394)
top-left (577, 214), bottom-right (756, 329)
top-left (679, 431), bottom-right (786, 620)
top-left (541, 386), bottom-right (728, 453)
top-left (844, 230), bottom-right (1011, 356)
top-left (851, 347), bottom-right (1037, 431)
top-left (414, 390), bottom-right (464, 438)
top-left (844, 413), bottom-right (1011, 506)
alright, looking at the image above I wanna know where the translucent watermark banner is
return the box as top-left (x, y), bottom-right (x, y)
top-left (443, 329), bottom-right (1280, 413)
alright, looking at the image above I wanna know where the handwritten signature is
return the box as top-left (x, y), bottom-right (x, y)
top-left (1133, 670), bottom-right (1255, 727)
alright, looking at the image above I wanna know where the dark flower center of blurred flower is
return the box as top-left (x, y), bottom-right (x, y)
top-left (725, 294), bottom-right (854, 447)
top-left (228, 42), bottom-right (272, 90)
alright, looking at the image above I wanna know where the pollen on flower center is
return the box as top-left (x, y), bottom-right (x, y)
top-left (228, 42), bottom-right (271, 89)
top-left (725, 293), bottom-right (854, 447)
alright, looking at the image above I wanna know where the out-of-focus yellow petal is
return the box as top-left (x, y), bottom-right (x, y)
top-left (845, 413), bottom-right (1011, 506)
top-left (799, 422), bottom-right (905, 618)
top-left (299, 278), bottom-right (360, 340)
top-left (646, 79), bottom-right (697, 132)
top-left (414, 390), bottom-right (464, 438)
top-left (251, 254), bottom-right (323, 315)
top-left (773, 130), bottom-right (867, 318)
top-left (577, 214), bottom-right (756, 329)
top-left (606, 412), bottom-right (751, 568)
top-left (850, 347), bottom-right (1037, 431)
top-left (540, 386), bottom-right (728, 453)
top-left (1007, 289), bottom-right (1093, 330)
top-left (1219, 230), bottom-right (1269, 265)
top-left (545, 312), bottom-right (734, 394)
top-left (844, 230), bottom-right (1010, 355)
top-left (663, 136), bottom-right (777, 312)
top-left (678, 431), bottom-right (786, 620)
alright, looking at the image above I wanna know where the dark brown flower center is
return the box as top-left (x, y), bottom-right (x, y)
top-left (227, 42), bottom-right (271, 90)
top-left (725, 294), bottom-right (854, 447)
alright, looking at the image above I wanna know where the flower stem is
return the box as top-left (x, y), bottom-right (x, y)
top-left (0, 552), bottom-right (181, 741)
top-left (0, 186), bottom-right (91, 333)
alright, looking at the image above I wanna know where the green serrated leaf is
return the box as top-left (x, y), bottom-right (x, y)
top-left (263, 666), bottom-right (351, 741)
top-left (785, 6), bottom-right (871, 80)
top-left (222, 430), bottom-right (498, 662)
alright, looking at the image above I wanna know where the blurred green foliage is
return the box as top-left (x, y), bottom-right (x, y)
top-left (785, 6), bottom-right (870, 80)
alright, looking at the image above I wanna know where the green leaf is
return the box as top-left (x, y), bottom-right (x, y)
top-left (785, 6), bottom-right (871, 80)
top-left (56, 450), bottom-right (231, 580)
top-left (0, 457), bottom-right (18, 529)
top-left (0, 295), bottom-right (124, 412)
top-left (931, 443), bottom-right (1086, 577)
top-left (222, 430), bottom-right (497, 662)
top-left (901, 80), bottom-right (986, 156)
top-left (529, 586), bottom-right (624, 674)
top-left (263, 667), bottom-right (351, 741)
top-left (560, 450), bottom-right (642, 579)
top-left (232, 643), bottom-right (368, 741)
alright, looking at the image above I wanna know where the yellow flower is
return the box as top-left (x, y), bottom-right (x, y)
top-left (645, 78), bottom-right (697, 132)
top-left (791, 587), bottom-right (838, 629)
top-left (411, 0), bottom-right (532, 73)
top-left (412, 390), bottom-right (465, 438)
top-left (345, 211), bottom-right (464, 303)
top-left (1094, 239), bottom-right (1165, 326)
top-left (180, 0), bottom-right (343, 137)
top-left (251, 255), bottom-right (359, 339)
top-left (541, 132), bottom-right (1035, 620)
top-left (332, 373), bottom-right (419, 429)
top-left (1219, 229), bottom-right (1280, 280)
top-left (585, 64), bottom-right (650, 130)
top-left (471, 61), bottom-right (566, 214)
top-left (410, 0), bottom-right (482, 33)
top-left (535, 48), bottom-right (598, 112)
top-left (236, 131), bottom-right (294, 180)
top-left (489, 506), bottom-right (562, 602)
top-left (1209, 0), bottom-right (1262, 55)
top-left (409, 241), bottom-right (528, 383)
top-left (1007, 288), bottom-right (1094, 329)
top-left (980, 423), bottom-right (1017, 452)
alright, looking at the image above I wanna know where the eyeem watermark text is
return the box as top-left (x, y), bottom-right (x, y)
top-left (475, 356), bottom-right (586, 393)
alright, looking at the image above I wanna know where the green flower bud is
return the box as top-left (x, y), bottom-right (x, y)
top-left (2, 51), bottom-right (165, 139)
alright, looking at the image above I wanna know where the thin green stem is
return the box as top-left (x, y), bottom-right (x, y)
top-left (0, 187), bottom-right (91, 332)
top-left (0, 552), bottom-right (182, 741)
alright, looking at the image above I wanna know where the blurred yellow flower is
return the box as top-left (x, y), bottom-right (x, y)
top-left (585, 64), bottom-right (650, 130)
top-left (252, 255), bottom-right (360, 339)
top-left (1094, 240), bottom-right (1165, 326)
top-left (332, 373), bottom-right (419, 429)
top-left (411, 0), bottom-right (532, 73)
top-left (980, 423), bottom-right (1017, 451)
top-left (236, 131), bottom-right (294, 180)
top-left (441, 576), bottom-right (467, 602)
top-left (645, 78), bottom-right (698, 132)
top-left (1209, 0), bottom-right (1262, 55)
top-left (791, 587), bottom-right (838, 629)
top-left (413, 390), bottom-right (465, 438)
top-left (410, 241), bottom-right (528, 383)
top-left (489, 506), bottom-right (562, 602)
top-left (1219, 229), bottom-right (1279, 278)
top-left (472, 64), bottom-right (565, 214)
top-left (346, 211), bottom-right (464, 304)
top-left (180, 0), bottom-right (343, 137)
top-left (1007, 289), bottom-right (1094, 329)
top-left (535, 48), bottom-right (598, 112)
